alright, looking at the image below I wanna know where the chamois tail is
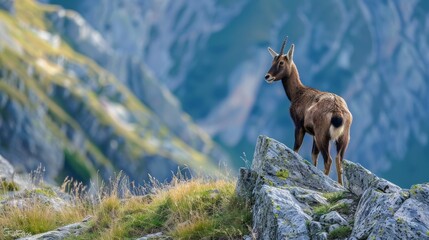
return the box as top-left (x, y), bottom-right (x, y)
top-left (330, 115), bottom-right (344, 141)
top-left (331, 115), bottom-right (343, 128)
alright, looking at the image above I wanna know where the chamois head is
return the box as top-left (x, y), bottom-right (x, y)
top-left (264, 37), bottom-right (295, 83)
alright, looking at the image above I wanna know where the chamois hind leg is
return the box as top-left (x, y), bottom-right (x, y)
top-left (335, 134), bottom-right (349, 185)
top-left (311, 138), bottom-right (319, 167)
top-left (318, 136), bottom-right (332, 175)
top-left (293, 127), bottom-right (305, 153)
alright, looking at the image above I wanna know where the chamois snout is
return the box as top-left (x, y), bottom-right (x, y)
top-left (265, 73), bottom-right (275, 83)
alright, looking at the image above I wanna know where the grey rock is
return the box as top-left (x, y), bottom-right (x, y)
top-left (328, 224), bottom-right (341, 233)
top-left (370, 198), bottom-right (429, 240)
top-left (136, 232), bottom-right (166, 240)
top-left (343, 160), bottom-right (401, 196)
top-left (335, 198), bottom-right (354, 206)
top-left (0, 154), bottom-right (14, 179)
top-left (308, 221), bottom-right (322, 236)
top-left (253, 185), bottom-right (311, 240)
top-left (313, 232), bottom-right (328, 240)
top-left (351, 188), bottom-right (405, 239)
top-left (289, 187), bottom-right (328, 206)
top-left (320, 211), bottom-right (348, 226)
top-left (410, 183), bottom-right (429, 205)
top-left (2, 191), bottom-right (69, 212)
top-left (236, 167), bottom-right (257, 203)
top-left (252, 136), bottom-right (344, 192)
top-left (18, 216), bottom-right (91, 240)
top-left (242, 235), bottom-right (252, 240)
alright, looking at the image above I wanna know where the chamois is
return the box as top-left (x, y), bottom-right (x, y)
top-left (264, 37), bottom-right (352, 185)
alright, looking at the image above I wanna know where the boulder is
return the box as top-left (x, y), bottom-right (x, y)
top-left (320, 211), bottom-right (348, 226)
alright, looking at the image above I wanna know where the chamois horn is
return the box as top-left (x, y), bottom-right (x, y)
top-left (279, 36), bottom-right (288, 55)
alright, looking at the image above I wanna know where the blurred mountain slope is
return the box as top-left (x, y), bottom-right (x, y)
top-left (43, 0), bottom-right (429, 187)
top-left (0, 0), bottom-right (229, 183)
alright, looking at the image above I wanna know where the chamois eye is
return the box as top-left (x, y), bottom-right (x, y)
top-left (279, 61), bottom-right (284, 66)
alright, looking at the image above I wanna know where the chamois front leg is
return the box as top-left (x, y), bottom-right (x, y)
top-left (293, 127), bottom-right (305, 153)
top-left (311, 138), bottom-right (320, 167)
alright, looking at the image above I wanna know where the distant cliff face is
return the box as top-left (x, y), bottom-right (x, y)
top-left (0, 1), bottom-right (229, 183)
top-left (44, 0), bottom-right (429, 186)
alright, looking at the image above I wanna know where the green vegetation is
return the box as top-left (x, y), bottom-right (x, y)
top-left (276, 169), bottom-right (289, 180)
top-left (81, 178), bottom-right (252, 239)
top-left (0, 195), bottom-right (87, 240)
top-left (313, 201), bottom-right (351, 216)
top-left (327, 225), bottom-right (352, 240)
top-left (323, 191), bottom-right (346, 204)
top-left (0, 177), bottom-right (251, 240)
top-left (34, 186), bottom-right (57, 198)
top-left (313, 191), bottom-right (351, 216)
top-left (0, 180), bottom-right (19, 192)
top-left (313, 204), bottom-right (330, 216)
top-left (59, 149), bottom-right (95, 184)
top-left (331, 202), bottom-right (351, 215)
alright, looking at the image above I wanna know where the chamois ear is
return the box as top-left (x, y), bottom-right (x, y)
top-left (268, 47), bottom-right (278, 58)
top-left (286, 44), bottom-right (294, 61)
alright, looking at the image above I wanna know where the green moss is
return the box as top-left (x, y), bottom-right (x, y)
top-left (426, 231), bottom-right (429, 236)
top-left (276, 169), bottom-right (289, 180)
top-left (0, 180), bottom-right (19, 192)
top-left (327, 225), bottom-right (352, 240)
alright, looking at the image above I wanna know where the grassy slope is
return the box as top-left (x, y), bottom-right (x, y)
top-left (0, 0), bottom-right (220, 182)
top-left (0, 177), bottom-right (251, 239)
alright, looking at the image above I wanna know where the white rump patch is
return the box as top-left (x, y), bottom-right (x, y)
top-left (329, 124), bottom-right (344, 141)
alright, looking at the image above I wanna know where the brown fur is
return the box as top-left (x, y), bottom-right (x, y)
top-left (265, 40), bottom-right (352, 185)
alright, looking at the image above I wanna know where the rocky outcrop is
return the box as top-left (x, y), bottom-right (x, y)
top-left (17, 217), bottom-right (92, 240)
top-left (238, 136), bottom-right (429, 240)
